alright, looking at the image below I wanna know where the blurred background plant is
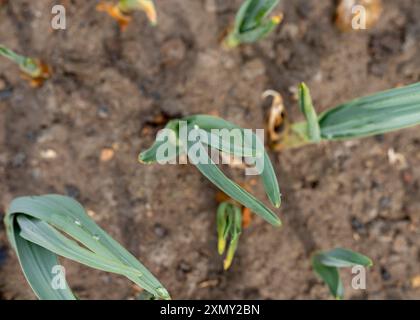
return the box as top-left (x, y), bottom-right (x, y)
top-left (0, 45), bottom-right (50, 87)
top-left (97, 0), bottom-right (157, 30)
top-left (223, 0), bottom-right (283, 48)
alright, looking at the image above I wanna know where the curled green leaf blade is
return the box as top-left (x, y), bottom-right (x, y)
top-left (232, 205), bottom-right (242, 233)
top-left (319, 82), bottom-right (420, 140)
top-left (140, 115), bottom-right (281, 225)
top-left (5, 195), bottom-right (170, 300)
top-left (317, 248), bottom-right (373, 268)
top-left (195, 157), bottom-right (281, 226)
top-left (224, 205), bottom-right (242, 270)
top-left (312, 248), bottom-right (372, 299)
top-left (312, 255), bottom-right (344, 300)
top-left (185, 115), bottom-right (238, 131)
top-left (139, 119), bottom-right (182, 164)
top-left (260, 152), bottom-right (281, 208)
top-left (188, 115), bottom-right (281, 208)
top-left (224, 234), bottom-right (240, 270)
top-left (202, 129), bottom-right (258, 158)
top-left (17, 215), bottom-right (146, 278)
top-left (12, 226), bottom-right (76, 300)
top-left (189, 115), bottom-right (260, 157)
top-left (217, 202), bottom-right (230, 255)
top-left (182, 126), bottom-right (281, 227)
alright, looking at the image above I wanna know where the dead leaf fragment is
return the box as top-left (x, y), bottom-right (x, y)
top-left (242, 207), bottom-right (252, 228)
top-left (263, 90), bottom-right (288, 150)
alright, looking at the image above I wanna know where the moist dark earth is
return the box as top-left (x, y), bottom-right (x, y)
top-left (0, 0), bottom-right (419, 300)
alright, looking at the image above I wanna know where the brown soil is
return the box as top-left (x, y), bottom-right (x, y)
top-left (0, 0), bottom-right (419, 300)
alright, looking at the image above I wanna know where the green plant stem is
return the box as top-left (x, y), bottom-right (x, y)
top-left (276, 122), bottom-right (312, 149)
top-left (223, 32), bottom-right (240, 49)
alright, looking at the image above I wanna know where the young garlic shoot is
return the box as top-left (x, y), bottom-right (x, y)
top-left (4, 194), bottom-right (170, 300)
top-left (139, 115), bottom-right (282, 227)
top-left (0, 44), bottom-right (51, 87)
top-left (312, 248), bottom-right (373, 299)
top-left (223, 0), bottom-right (283, 48)
top-left (217, 201), bottom-right (242, 270)
top-left (270, 82), bottom-right (420, 150)
top-left (97, 0), bottom-right (157, 30)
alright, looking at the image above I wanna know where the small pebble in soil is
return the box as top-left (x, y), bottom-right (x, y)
top-left (178, 260), bottom-right (192, 273)
top-left (0, 76), bottom-right (13, 100)
top-left (26, 131), bottom-right (38, 142)
top-left (378, 196), bottom-right (391, 210)
top-left (371, 180), bottom-right (380, 190)
top-left (32, 168), bottom-right (42, 179)
top-left (97, 105), bottom-right (110, 119)
top-left (160, 38), bottom-right (187, 68)
top-left (100, 148), bottom-right (115, 162)
top-left (40, 149), bottom-right (58, 160)
top-left (87, 209), bottom-right (96, 218)
top-left (65, 184), bottom-right (81, 199)
top-left (11, 152), bottom-right (26, 167)
top-left (392, 235), bottom-right (408, 253)
top-left (350, 216), bottom-right (366, 234)
top-left (154, 223), bottom-right (168, 238)
top-left (380, 266), bottom-right (391, 281)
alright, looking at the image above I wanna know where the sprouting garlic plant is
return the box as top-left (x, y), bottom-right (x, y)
top-left (0, 44), bottom-right (50, 87)
top-left (139, 115), bottom-right (282, 227)
top-left (97, 0), bottom-right (157, 30)
top-left (268, 82), bottom-right (420, 150)
top-left (217, 201), bottom-right (242, 270)
top-left (4, 195), bottom-right (170, 300)
top-left (223, 0), bottom-right (283, 48)
top-left (312, 248), bottom-right (373, 299)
